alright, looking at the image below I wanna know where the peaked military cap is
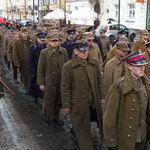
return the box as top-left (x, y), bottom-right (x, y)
top-left (82, 32), bottom-right (94, 40)
top-left (124, 49), bottom-right (148, 65)
top-left (141, 29), bottom-right (150, 35)
top-left (36, 32), bottom-right (47, 40)
top-left (44, 24), bottom-right (50, 28)
top-left (66, 29), bottom-right (76, 37)
top-left (145, 42), bottom-right (150, 48)
top-left (72, 39), bottom-right (88, 52)
top-left (47, 33), bottom-right (59, 41)
top-left (21, 27), bottom-right (28, 33)
top-left (0, 23), bottom-right (5, 27)
top-left (7, 27), bottom-right (15, 31)
top-left (116, 41), bottom-right (130, 51)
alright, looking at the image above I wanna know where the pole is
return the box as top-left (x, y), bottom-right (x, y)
top-left (118, 0), bottom-right (120, 31)
top-left (33, 0), bottom-right (35, 21)
top-left (64, 0), bottom-right (66, 26)
top-left (38, 0), bottom-right (39, 22)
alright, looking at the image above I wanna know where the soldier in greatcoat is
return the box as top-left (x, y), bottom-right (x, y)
top-left (104, 41), bottom-right (130, 93)
top-left (61, 40), bottom-right (105, 150)
top-left (0, 48), bottom-right (5, 99)
top-left (37, 33), bottom-right (68, 125)
top-left (7, 32), bottom-right (20, 84)
top-left (144, 42), bottom-right (150, 79)
top-left (0, 23), bottom-right (6, 54)
top-left (27, 32), bottom-right (47, 102)
top-left (13, 27), bottom-right (33, 91)
top-left (61, 29), bottom-right (77, 59)
top-left (103, 50), bottom-right (150, 150)
top-left (132, 29), bottom-right (150, 53)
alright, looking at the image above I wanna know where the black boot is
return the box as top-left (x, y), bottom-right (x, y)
top-left (14, 73), bottom-right (18, 84)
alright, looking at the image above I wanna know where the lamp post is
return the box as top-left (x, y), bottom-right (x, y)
top-left (33, 0), bottom-right (35, 21)
top-left (118, 0), bottom-right (120, 31)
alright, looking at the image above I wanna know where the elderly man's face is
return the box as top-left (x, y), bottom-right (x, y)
top-left (74, 49), bottom-right (88, 60)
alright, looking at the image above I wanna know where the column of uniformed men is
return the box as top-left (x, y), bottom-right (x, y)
top-left (0, 21), bottom-right (150, 150)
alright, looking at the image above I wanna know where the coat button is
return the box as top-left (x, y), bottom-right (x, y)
top-left (131, 108), bottom-right (134, 112)
top-left (130, 117), bottom-right (133, 120)
top-left (82, 78), bottom-right (84, 81)
top-left (133, 90), bottom-right (136, 94)
top-left (110, 139), bottom-right (114, 142)
top-left (81, 67), bottom-right (83, 69)
top-left (133, 99), bottom-right (136, 102)
top-left (128, 135), bottom-right (131, 138)
top-left (82, 95), bottom-right (85, 98)
top-left (129, 126), bottom-right (132, 129)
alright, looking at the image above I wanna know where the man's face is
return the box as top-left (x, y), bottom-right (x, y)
top-left (76, 31), bottom-right (82, 37)
top-left (141, 34), bottom-right (149, 41)
top-left (127, 64), bottom-right (145, 78)
top-left (37, 38), bottom-right (46, 45)
top-left (100, 32), bottom-right (105, 37)
top-left (147, 47), bottom-right (150, 53)
top-left (116, 49), bottom-right (128, 59)
top-left (87, 39), bottom-right (93, 46)
top-left (49, 40), bottom-right (59, 48)
top-left (13, 34), bottom-right (19, 40)
top-left (74, 49), bottom-right (88, 60)
top-left (68, 36), bottom-right (75, 42)
top-left (21, 32), bottom-right (29, 39)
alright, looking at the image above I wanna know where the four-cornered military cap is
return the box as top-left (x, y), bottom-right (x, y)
top-left (46, 33), bottom-right (59, 41)
top-left (76, 28), bottom-right (83, 32)
top-left (26, 24), bottom-right (31, 28)
top-left (82, 32), bottom-right (94, 40)
top-left (116, 41), bottom-right (130, 51)
top-left (0, 23), bottom-right (5, 27)
top-left (21, 27), bottom-right (28, 33)
top-left (7, 27), bottom-right (15, 31)
top-left (66, 29), bottom-right (76, 37)
top-left (36, 32), bottom-right (47, 40)
top-left (124, 49), bottom-right (148, 65)
top-left (44, 24), bottom-right (50, 28)
top-left (72, 39), bottom-right (88, 52)
top-left (119, 37), bottom-right (128, 42)
top-left (145, 42), bottom-right (150, 48)
top-left (141, 29), bottom-right (150, 35)
top-left (87, 26), bottom-right (95, 32)
top-left (118, 30), bottom-right (125, 35)
top-left (36, 27), bottom-right (43, 34)
top-left (100, 29), bottom-right (106, 33)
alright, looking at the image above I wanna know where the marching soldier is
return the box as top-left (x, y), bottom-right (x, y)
top-left (104, 41), bottom-right (130, 93)
top-left (3, 27), bottom-right (14, 69)
top-left (0, 23), bottom-right (6, 54)
top-left (7, 32), bottom-right (20, 84)
top-left (13, 27), bottom-right (33, 91)
top-left (103, 50), bottom-right (150, 150)
top-left (37, 33), bottom-right (68, 125)
top-left (61, 29), bottom-right (77, 59)
top-left (27, 32), bottom-right (47, 102)
top-left (144, 42), bottom-right (150, 79)
top-left (61, 39), bottom-right (105, 150)
top-left (132, 29), bottom-right (150, 53)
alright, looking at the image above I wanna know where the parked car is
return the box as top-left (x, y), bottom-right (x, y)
top-left (95, 23), bottom-right (136, 43)
top-left (18, 19), bottom-right (32, 27)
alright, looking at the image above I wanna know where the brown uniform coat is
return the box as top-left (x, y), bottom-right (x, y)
top-left (144, 50), bottom-right (150, 79)
top-left (106, 45), bottom-right (116, 63)
top-left (61, 53), bottom-right (105, 150)
top-left (37, 46), bottom-right (68, 118)
top-left (104, 56), bottom-right (125, 93)
top-left (13, 36), bottom-right (33, 90)
top-left (132, 38), bottom-right (150, 53)
top-left (103, 69), bottom-right (150, 150)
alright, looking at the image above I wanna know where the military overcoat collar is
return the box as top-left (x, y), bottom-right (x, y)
top-left (122, 68), bottom-right (150, 95)
top-left (71, 53), bottom-right (96, 67)
top-left (47, 45), bottom-right (62, 56)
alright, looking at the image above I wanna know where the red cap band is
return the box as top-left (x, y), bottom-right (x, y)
top-left (126, 55), bottom-right (145, 64)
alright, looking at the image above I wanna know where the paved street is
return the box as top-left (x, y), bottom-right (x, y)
top-left (0, 70), bottom-right (104, 150)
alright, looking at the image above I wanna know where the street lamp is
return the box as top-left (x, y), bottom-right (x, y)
top-left (118, 0), bottom-right (120, 31)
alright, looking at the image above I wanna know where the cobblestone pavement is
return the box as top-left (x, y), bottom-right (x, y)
top-left (0, 69), bottom-right (104, 150)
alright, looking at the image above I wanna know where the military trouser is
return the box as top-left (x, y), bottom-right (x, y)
top-left (134, 140), bottom-right (146, 150)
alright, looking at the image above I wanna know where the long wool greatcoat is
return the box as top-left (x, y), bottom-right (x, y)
top-left (132, 38), bottom-right (150, 53)
top-left (0, 48), bottom-right (5, 98)
top-left (144, 50), bottom-right (150, 79)
top-left (103, 69), bottom-right (150, 150)
top-left (61, 53), bottom-right (105, 150)
top-left (27, 41), bottom-right (47, 98)
top-left (37, 45), bottom-right (68, 118)
top-left (13, 36), bottom-right (33, 90)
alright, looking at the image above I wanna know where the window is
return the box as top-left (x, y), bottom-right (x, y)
top-left (128, 4), bottom-right (135, 21)
top-left (50, 0), bottom-right (56, 4)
